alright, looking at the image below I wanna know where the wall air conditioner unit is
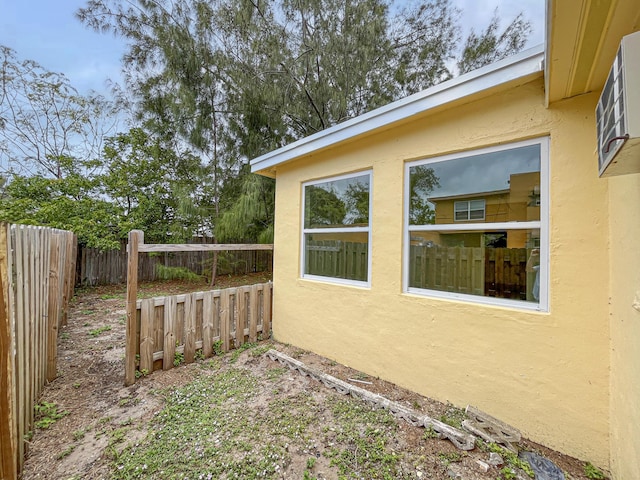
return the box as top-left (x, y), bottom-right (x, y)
top-left (596, 30), bottom-right (640, 177)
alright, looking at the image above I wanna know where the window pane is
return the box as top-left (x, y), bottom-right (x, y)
top-left (304, 174), bottom-right (370, 228)
top-left (304, 232), bottom-right (368, 281)
top-left (409, 144), bottom-right (541, 225)
top-left (408, 229), bottom-right (541, 302)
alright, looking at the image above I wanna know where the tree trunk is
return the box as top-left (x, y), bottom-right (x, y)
top-left (209, 251), bottom-right (218, 287)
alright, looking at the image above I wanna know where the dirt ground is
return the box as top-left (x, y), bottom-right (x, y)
top-left (20, 275), bottom-right (604, 480)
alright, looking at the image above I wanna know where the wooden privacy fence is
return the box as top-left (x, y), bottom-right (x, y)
top-left (306, 240), bottom-right (368, 281)
top-left (125, 230), bottom-right (274, 385)
top-left (79, 240), bottom-right (273, 286)
top-left (409, 245), bottom-right (531, 300)
top-left (0, 224), bottom-right (76, 480)
top-left (135, 282), bottom-right (272, 378)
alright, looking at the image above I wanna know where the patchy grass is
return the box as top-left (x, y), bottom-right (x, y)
top-left (324, 396), bottom-right (405, 479)
top-left (34, 402), bottom-right (68, 430)
top-left (110, 362), bottom-right (417, 480)
top-left (88, 325), bottom-right (112, 337)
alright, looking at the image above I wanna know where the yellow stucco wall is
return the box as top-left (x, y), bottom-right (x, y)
top-left (608, 173), bottom-right (640, 480)
top-left (270, 78), bottom-right (611, 466)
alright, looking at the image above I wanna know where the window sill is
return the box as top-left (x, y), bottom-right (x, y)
top-left (404, 287), bottom-right (549, 313)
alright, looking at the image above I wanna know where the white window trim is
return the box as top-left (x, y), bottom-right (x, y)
top-left (402, 137), bottom-right (550, 312)
top-left (301, 170), bottom-right (372, 287)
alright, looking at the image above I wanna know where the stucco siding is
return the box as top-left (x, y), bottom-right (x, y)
top-left (271, 78), bottom-right (610, 466)
top-left (608, 173), bottom-right (640, 480)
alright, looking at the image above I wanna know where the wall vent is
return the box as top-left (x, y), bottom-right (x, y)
top-left (596, 31), bottom-right (640, 177)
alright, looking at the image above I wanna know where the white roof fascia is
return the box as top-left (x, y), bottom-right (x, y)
top-left (250, 45), bottom-right (545, 173)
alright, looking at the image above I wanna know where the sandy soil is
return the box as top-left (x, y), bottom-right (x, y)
top-left (20, 277), bottom-right (602, 480)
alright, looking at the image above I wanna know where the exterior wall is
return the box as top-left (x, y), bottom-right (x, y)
top-left (271, 78), bottom-right (610, 466)
top-left (608, 173), bottom-right (640, 480)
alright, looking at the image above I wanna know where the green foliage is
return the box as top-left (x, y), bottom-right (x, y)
top-left (423, 426), bottom-right (440, 439)
top-left (325, 397), bottom-right (400, 479)
top-left (154, 264), bottom-right (202, 282)
top-left (409, 165), bottom-right (440, 225)
top-left (584, 462), bottom-right (606, 480)
top-left (173, 351), bottom-right (184, 367)
top-left (0, 172), bottom-right (121, 249)
top-left (229, 342), bottom-right (258, 363)
top-left (34, 402), bottom-right (69, 429)
top-left (77, 0), bottom-right (531, 245)
top-left (212, 340), bottom-right (223, 356)
top-left (485, 443), bottom-right (534, 479)
top-left (439, 404), bottom-right (466, 429)
top-left (56, 445), bottom-right (76, 460)
top-left (457, 11), bottom-right (532, 74)
top-left (305, 185), bottom-right (348, 228)
top-left (88, 325), bottom-right (112, 337)
top-left (438, 451), bottom-right (463, 466)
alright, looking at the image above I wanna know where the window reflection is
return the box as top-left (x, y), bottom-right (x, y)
top-left (304, 174), bottom-right (370, 228)
top-left (410, 145), bottom-right (541, 225)
top-left (408, 230), bottom-right (541, 302)
top-left (305, 232), bottom-right (368, 281)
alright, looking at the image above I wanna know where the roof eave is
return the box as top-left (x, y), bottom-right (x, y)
top-left (250, 45), bottom-right (544, 175)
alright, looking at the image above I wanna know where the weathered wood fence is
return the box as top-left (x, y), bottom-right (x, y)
top-left (409, 245), bottom-right (530, 300)
top-left (305, 240), bottom-right (368, 281)
top-left (0, 224), bottom-right (76, 480)
top-left (135, 283), bottom-right (272, 377)
top-left (125, 230), bottom-right (274, 385)
top-left (78, 240), bottom-right (272, 286)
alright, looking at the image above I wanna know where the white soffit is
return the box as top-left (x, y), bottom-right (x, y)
top-left (250, 45), bottom-right (544, 174)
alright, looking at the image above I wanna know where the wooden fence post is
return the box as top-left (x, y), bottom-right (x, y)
top-left (0, 223), bottom-right (17, 480)
top-left (125, 230), bottom-right (143, 386)
top-left (46, 233), bottom-right (61, 382)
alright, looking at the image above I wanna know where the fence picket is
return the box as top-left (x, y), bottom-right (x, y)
top-left (220, 290), bottom-right (231, 353)
top-left (263, 284), bottom-right (272, 339)
top-left (202, 291), bottom-right (214, 357)
top-left (183, 294), bottom-right (196, 364)
top-left (0, 225), bottom-right (75, 478)
top-left (0, 224), bottom-right (17, 480)
top-left (163, 295), bottom-right (177, 370)
top-left (126, 283), bottom-right (272, 382)
top-left (236, 287), bottom-right (247, 347)
top-left (47, 234), bottom-right (61, 382)
top-left (140, 298), bottom-right (154, 374)
top-left (249, 286), bottom-right (258, 342)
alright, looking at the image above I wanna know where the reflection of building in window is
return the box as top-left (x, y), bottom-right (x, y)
top-left (427, 171), bottom-right (540, 249)
top-left (454, 199), bottom-right (485, 221)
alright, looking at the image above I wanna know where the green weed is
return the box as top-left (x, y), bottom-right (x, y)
top-left (584, 462), bottom-right (606, 479)
top-left (484, 443), bottom-right (534, 479)
top-left (56, 445), bottom-right (75, 460)
top-left (230, 342), bottom-right (258, 363)
top-left (88, 325), bottom-right (112, 337)
top-left (438, 404), bottom-right (466, 429)
top-left (34, 402), bottom-right (68, 429)
top-left (173, 351), bottom-right (184, 367)
top-left (212, 340), bottom-right (223, 356)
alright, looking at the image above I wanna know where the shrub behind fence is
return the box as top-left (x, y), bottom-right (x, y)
top-left (78, 240), bottom-right (273, 286)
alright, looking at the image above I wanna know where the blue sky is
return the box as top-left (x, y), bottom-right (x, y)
top-left (0, 0), bottom-right (545, 96)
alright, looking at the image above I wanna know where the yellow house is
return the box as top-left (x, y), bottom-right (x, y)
top-left (250, 1), bottom-right (640, 477)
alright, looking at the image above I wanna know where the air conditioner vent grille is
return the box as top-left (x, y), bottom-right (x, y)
top-left (597, 46), bottom-right (626, 173)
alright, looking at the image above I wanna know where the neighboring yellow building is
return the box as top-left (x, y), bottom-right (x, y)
top-left (250, 1), bottom-right (640, 477)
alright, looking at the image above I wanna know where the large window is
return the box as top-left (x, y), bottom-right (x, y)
top-left (404, 138), bottom-right (548, 310)
top-left (302, 171), bottom-right (372, 286)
